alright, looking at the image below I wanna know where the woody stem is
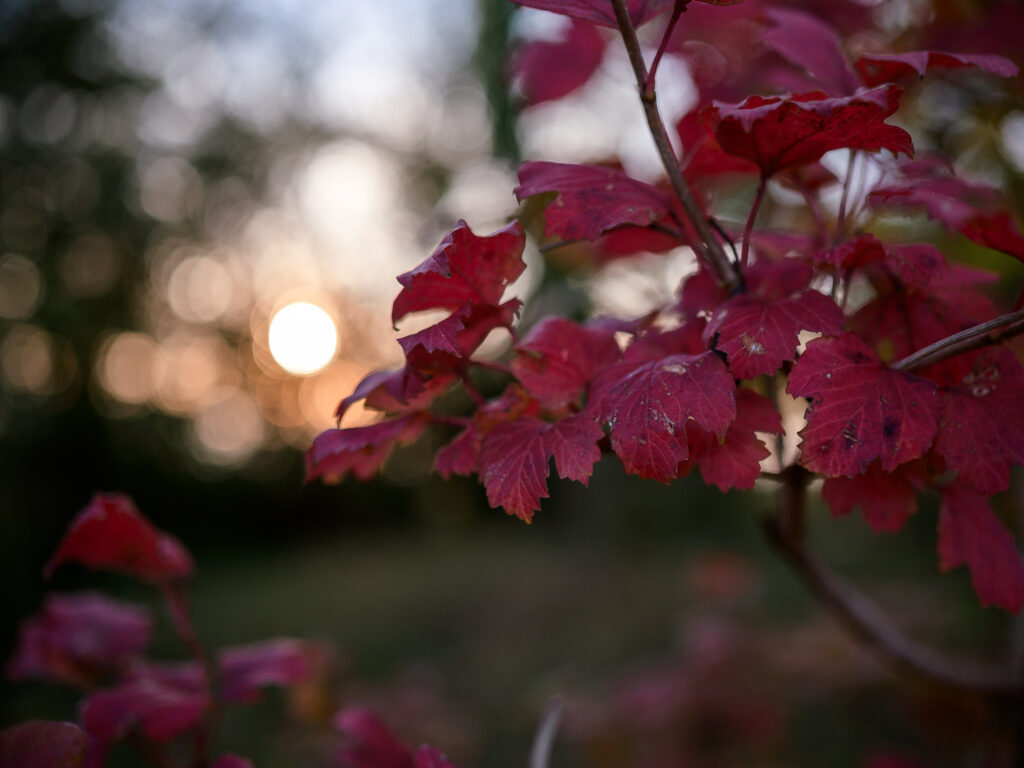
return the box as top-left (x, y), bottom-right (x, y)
top-left (609, 0), bottom-right (740, 291)
top-left (891, 307), bottom-right (1024, 372)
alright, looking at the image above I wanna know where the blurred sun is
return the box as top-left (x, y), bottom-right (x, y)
top-left (268, 302), bottom-right (338, 375)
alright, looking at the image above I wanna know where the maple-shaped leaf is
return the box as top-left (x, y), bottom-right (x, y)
top-left (704, 260), bottom-right (843, 379)
top-left (0, 721), bottom-right (87, 768)
top-left (511, 317), bottom-right (621, 409)
top-left (590, 349), bottom-right (736, 483)
top-left (80, 678), bottom-right (208, 745)
top-left (938, 485), bottom-right (1024, 612)
top-left (515, 162), bottom-right (673, 242)
top-left (812, 233), bottom-right (887, 271)
top-left (434, 385), bottom-right (538, 480)
top-left (478, 412), bottom-right (604, 521)
top-left (855, 51), bottom-right (1017, 87)
top-left (509, 0), bottom-right (673, 29)
top-left (680, 389), bottom-right (781, 492)
top-left (707, 85), bottom-right (913, 178)
top-left (788, 334), bottom-right (942, 477)
top-left (45, 494), bottom-right (193, 584)
top-left (676, 112), bottom-right (757, 183)
top-left (392, 221), bottom-right (525, 323)
top-left (337, 368), bottom-right (456, 422)
top-left (512, 19), bottom-right (605, 105)
top-left (813, 236), bottom-right (943, 290)
top-left (306, 413), bottom-right (430, 484)
top-left (821, 460), bottom-right (924, 532)
top-left (869, 176), bottom-right (1024, 264)
top-left (335, 707), bottom-right (414, 768)
top-left (849, 263), bottom-right (997, 370)
top-left (398, 301), bottom-right (521, 374)
top-left (760, 8), bottom-right (860, 95)
top-left (935, 348), bottom-right (1024, 496)
top-left (7, 592), bottom-right (153, 687)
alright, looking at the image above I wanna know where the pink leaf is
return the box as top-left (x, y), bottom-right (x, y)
top-left (398, 301), bottom-right (521, 373)
top-left (788, 334), bottom-right (941, 477)
top-left (392, 221), bottom-right (525, 323)
top-left (512, 19), bottom-right (605, 105)
top-left (680, 389), bottom-right (781, 492)
top-left (306, 413), bottom-right (431, 484)
top-left (591, 350), bottom-right (737, 483)
top-left (707, 85), bottom-right (913, 178)
top-left (45, 494), bottom-right (193, 584)
top-left (938, 485), bottom-right (1024, 612)
top-left (80, 678), bottom-right (208, 745)
top-left (935, 348), bottom-right (1024, 496)
top-left (511, 317), bottom-right (621, 409)
top-left (821, 461), bottom-right (922, 533)
top-left (0, 721), bottom-right (87, 768)
top-left (515, 162), bottom-right (673, 242)
top-left (335, 707), bottom-right (414, 768)
top-left (7, 592), bottom-right (152, 686)
top-left (218, 638), bottom-right (322, 704)
top-left (856, 51), bottom-right (1017, 87)
top-left (337, 369), bottom-right (456, 421)
top-left (479, 412), bottom-right (604, 521)
top-left (761, 8), bottom-right (859, 95)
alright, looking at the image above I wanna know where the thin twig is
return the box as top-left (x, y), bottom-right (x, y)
top-left (643, 1), bottom-right (685, 98)
top-left (161, 583), bottom-right (222, 767)
top-left (707, 217), bottom-right (739, 264)
top-left (835, 149), bottom-right (858, 240)
top-left (741, 178), bottom-right (767, 269)
top-left (795, 176), bottom-right (829, 246)
top-left (472, 358), bottom-right (516, 376)
top-left (529, 698), bottom-right (564, 768)
top-left (891, 308), bottom-right (1024, 372)
top-left (539, 240), bottom-right (575, 253)
top-left (609, 0), bottom-right (740, 292)
top-left (764, 466), bottom-right (1021, 696)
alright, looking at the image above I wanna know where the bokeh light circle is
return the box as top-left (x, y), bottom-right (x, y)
top-left (267, 302), bottom-right (338, 375)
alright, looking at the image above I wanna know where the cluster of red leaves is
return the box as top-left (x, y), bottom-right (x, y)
top-left (3, 494), bottom-right (325, 768)
top-left (307, 0), bottom-right (1024, 615)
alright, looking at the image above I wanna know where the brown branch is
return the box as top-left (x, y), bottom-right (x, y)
top-left (891, 307), bottom-right (1024, 372)
top-left (609, 0), bottom-right (740, 292)
top-left (764, 466), bottom-right (1021, 697)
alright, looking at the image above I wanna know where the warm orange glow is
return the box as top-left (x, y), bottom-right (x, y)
top-left (267, 302), bottom-right (338, 375)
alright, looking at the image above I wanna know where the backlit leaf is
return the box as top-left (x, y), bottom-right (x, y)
top-left (306, 414), bottom-right (430, 484)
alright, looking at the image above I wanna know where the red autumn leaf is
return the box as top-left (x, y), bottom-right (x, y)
top-left (0, 721), bottom-right (87, 768)
top-left (337, 368), bottom-right (456, 422)
top-left (812, 233), bottom-right (886, 271)
top-left (478, 412), bottom-right (605, 521)
top-left (335, 707), bottom-right (414, 768)
top-left (218, 638), bottom-right (322, 704)
top-left (7, 592), bottom-right (153, 686)
top-left (849, 263), bottom-right (997, 369)
top-left (855, 50), bottom-right (1017, 87)
top-left (938, 485), bottom-right (1024, 612)
top-left (435, 385), bottom-right (538, 479)
top-left (512, 19), bottom-right (605, 105)
top-left (704, 259), bottom-right (842, 379)
top-left (760, 8), bottom-right (860, 95)
top-left (509, 0), bottom-right (673, 29)
top-left (392, 220), bottom-right (525, 323)
top-left (45, 494), bottom-right (193, 584)
top-left (515, 162), bottom-right (673, 242)
top-left (590, 349), bottom-right (737, 483)
top-left (398, 301), bottom-right (521, 373)
top-left (707, 85), bottom-right (913, 178)
top-left (869, 175), bottom-right (1024, 264)
top-left (680, 389), bottom-right (781, 492)
top-left (935, 348), bottom-right (1024, 496)
top-left (511, 317), bottom-right (621, 409)
top-left (80, 678), bottom-right (208, 745)
top-left (821, 460), bottom-right (923, 532)
top-left (676, 112), bottom-right (757, 183)
top-left (788, 334), bottom-right (942, 477)
top-left (306, 413), bottom-right (430, 484)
